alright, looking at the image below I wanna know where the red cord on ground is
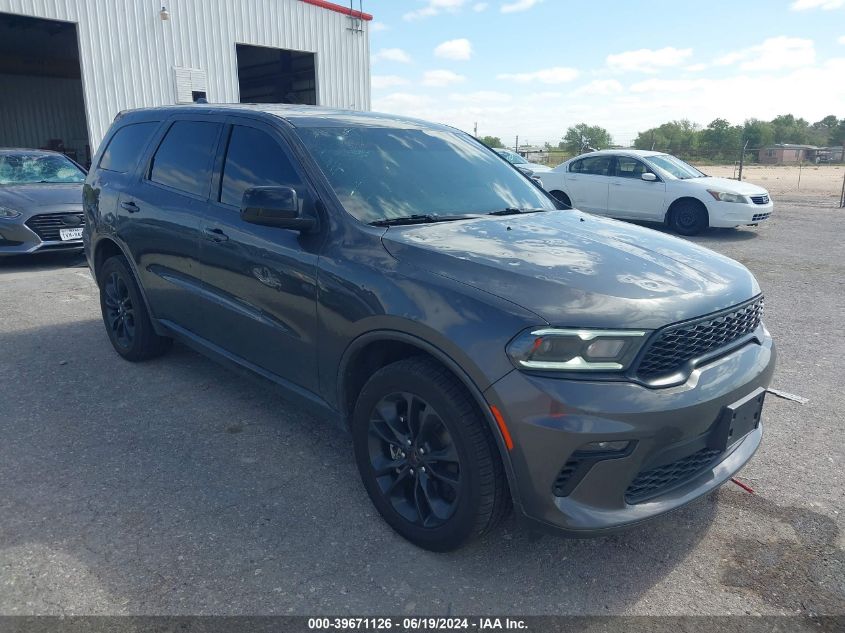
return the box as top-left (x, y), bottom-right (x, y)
top-left (730, 477), bottom-right (755, 494)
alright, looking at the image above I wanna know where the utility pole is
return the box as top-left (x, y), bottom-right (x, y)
top-left (738, 139), bottom-right (749, 181)
top-left (515, 135), bottom-right (519, 153)
top-left (840, 163), bottom-right (845, 208)
top-left (473, 122), bottom-right (477, 137)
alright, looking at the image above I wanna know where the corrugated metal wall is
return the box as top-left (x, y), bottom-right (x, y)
top-left (0, 0), bottom-right (371, 151)
top-left (0, 74), bottom-right (89, 158)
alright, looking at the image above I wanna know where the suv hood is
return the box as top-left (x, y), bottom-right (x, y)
top-left (382, 211), bottom-right (760, 329)
top-left (686, 176), bottom-right (768, 196)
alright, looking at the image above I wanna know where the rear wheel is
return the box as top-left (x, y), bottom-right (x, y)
top-left (351, 357), bottom-right (510, 551)
top-left (669, 199), bottom-right (709, 236)
top-left (550, 190), bottom-right (571, 207)
top-left (98, 256), bottom-right (172, 361)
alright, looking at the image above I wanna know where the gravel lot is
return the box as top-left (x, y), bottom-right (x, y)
top-left (0, 193), bottom-right (842, 616)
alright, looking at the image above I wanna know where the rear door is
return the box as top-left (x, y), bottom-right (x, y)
top-left (120, 115), bottom-right (225, 333)
top-left (565, 155), bottom-right (613, 214)
top-left (193, 117), bottom-right (322, 393)
top-left (606, 155), bottom-right (666, 220)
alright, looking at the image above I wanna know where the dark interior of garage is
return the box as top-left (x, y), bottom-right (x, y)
top-left (0, 13), bottom-right (90, 166)
top-left (236, 44), bottom-right (317, 105)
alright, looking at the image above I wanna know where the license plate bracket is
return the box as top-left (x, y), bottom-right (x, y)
top-left (710, 388), bottom-right (765, 451)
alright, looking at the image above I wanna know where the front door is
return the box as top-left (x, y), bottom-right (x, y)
top-left (194, 117), bottom-right (323, 394)
top-left (606, 155), bottom-right (666, 220)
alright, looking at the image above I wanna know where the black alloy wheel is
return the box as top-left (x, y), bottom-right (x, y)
top-left (367, 391), bottom-right (462, 528)
top-left (103, 271), bottom-right (136, 349)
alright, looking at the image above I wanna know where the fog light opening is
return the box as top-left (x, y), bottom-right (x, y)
top-left (580, 440), bottom-right (631, 453)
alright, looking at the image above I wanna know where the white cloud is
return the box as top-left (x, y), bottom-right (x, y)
top-left (606, 47), bottom-right (693, 73)
top-left (434, 38), bottom-right (473, 60)
top-left (449, 91), bottom-right (513, 104)
top-left (423, 69), bottom-right (467, 87)
top-left (372, 75), bottom-right (410, 89)
top-left (473, 2), bottom-right (489, 11)
top-left (685, 63), bottom-right (708, 72)
top-left (372, 48), bottom-right (412, 64)
top-left (370, 21), bottom-right (389, 32)
top-left (838, 35), bottom-right (845, 44)
top-left (573, 79), bottom-right (624, 96)
top-left (404, 0), bottom-right (467, 21)
top-left (790, 0), bottom-right (844, 9)
top-left (497, 66), bottom-right (579, 84)
top-left (715, 37), bottom-right (815, 71)
top-left (501, 0), bottom-right (543, 12)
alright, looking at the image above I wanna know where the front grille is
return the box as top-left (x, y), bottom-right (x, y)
top-left (752, 212), bottom-right (771, 222)
top-left (25, 213), bottom-right (85, 242)
top-left (750, 194), bottom-right (769, 205)
top-left (635, 297), bottom-right (764, 380)
top-left (625, 448), bottom-right (722, 504)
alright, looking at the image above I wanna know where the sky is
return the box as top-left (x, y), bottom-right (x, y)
top-left (364, 0), bottom-right (845, 147)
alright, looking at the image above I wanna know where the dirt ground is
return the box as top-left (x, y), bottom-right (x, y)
top-left (705, 163), bottom-right (845, 200)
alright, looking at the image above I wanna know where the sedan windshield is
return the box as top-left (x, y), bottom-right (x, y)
top-left (497, 150), bottom-right (528, 165)
top-left (645, 154), bottom-right (705, 180)
top-left (0, 153), bottom-right (86, 185)
top-left (296, 127), bottom-right (555, 224)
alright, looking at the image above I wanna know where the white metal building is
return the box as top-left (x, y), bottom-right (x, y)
top-left (0, 0), bottom-right (372, 165)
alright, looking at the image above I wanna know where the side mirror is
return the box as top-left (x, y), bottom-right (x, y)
top-left (641, 172), bottom-right (658, 182)
top-left (240, 186), bottom-right (316, 231)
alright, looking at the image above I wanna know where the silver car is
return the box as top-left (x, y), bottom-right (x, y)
top-left (0, 149), bottom-right (87, 256)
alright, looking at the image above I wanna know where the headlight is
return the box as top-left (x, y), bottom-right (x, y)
top-left (0, 206), bottom-right (21, 219)
top-left (506, 328), bottom-right (648, 372)
top-left (707, 190), bottom-right (747, 204)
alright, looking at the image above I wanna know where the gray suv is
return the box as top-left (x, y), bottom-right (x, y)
top-left (84, 105), bottom-right (776, 551)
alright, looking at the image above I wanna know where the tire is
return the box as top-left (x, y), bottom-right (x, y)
top-left (351, 357), bottom-right (511, 551)
top-left (669, 199), bottom-right (709, 236)
top-left (98, 256), bottom-right (172, 362)
top-left (550, 190), bottom-right (571, 207)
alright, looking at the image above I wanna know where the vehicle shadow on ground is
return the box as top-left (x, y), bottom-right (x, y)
top-left (0, 318), bottom-right (718, 615)
top-left (627, 221), bottom-right (761, 243)
top-left (0, 251), bottom-right (87, 275)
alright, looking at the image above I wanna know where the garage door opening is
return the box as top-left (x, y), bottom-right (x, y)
top-left (0, 13), bottom-right (90, 166)
top-left (236, 44), bottom-right (317, 105)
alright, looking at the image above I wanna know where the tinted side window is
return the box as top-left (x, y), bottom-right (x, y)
top-left (149, 121), bottom-right (221, 197)
top-left (219, 125), bottom-right (302, 207)
top-left (573, 156), bottom-right (612, 176)
top-left (99, 122), bottom-right (159, 173)
top-left (615, 156), bottom-right (648, 178)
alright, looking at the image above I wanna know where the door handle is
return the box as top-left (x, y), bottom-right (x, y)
top-left (203, 227), bottom-right (229, 243)
top-left (612, 182), bottom-right (622, 186)
top-left (120, 201), bottom-right (140, 213)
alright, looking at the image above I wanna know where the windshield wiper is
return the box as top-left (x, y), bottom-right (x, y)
top-left (487, 207), bottom-right (548, 216)
top-left (369, 214), bottom-right (479, 227)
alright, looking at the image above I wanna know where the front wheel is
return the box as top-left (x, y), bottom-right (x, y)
top-left (669, 200), bottom-right (709, 236)
top-left (351, 357), bottom-right (510, 551)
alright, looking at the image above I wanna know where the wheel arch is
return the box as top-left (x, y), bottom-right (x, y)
top-left (92, 236), bottom-right (164, 335)
top-left (338, 330), bottom-right (522, 508)
top-left (665, 195), bottom-right (709, 225)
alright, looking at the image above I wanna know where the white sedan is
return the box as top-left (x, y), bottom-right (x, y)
top-left (538, 150), bottom-right (773, 235)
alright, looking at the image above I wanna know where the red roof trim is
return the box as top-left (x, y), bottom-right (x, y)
top-left (299, 0), bottom-right (373, 21)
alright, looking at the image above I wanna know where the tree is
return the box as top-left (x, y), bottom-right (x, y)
top-left (560, 124), bottom-right (612, 154)
top-left (479, 135), bottom-right (503, 148)
top-left (811, 115), bottom-right (842, 146)
top-left (700, 118), bottom-right (742, 158)
top-left (742, 118), bottom-right (775, 149)
top-left (633, 120), bottom-right (699, 155)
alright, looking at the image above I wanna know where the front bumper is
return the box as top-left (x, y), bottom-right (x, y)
top-left (708, 200), bottom-right (774, 228)
top-left (0, 210), bottom-right (84, 256)
top-left (485, 331), bottom-right (776, 535)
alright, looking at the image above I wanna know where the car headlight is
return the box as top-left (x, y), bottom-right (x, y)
top-left (506, 328), bottom-right (649, 372)
top-left (707, 190), bottom-right (747, 204)
top-left (0, 206), bottom-right (21, 219)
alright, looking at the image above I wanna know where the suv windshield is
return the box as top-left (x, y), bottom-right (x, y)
top-left (496, 149), bottom-right (528, 165)
top-left (0, 153), bottom-right (86, 185)
top-left (296, 127), bottom-right (555, 224)
top-left (645, 154), bottom-right (705, 180)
